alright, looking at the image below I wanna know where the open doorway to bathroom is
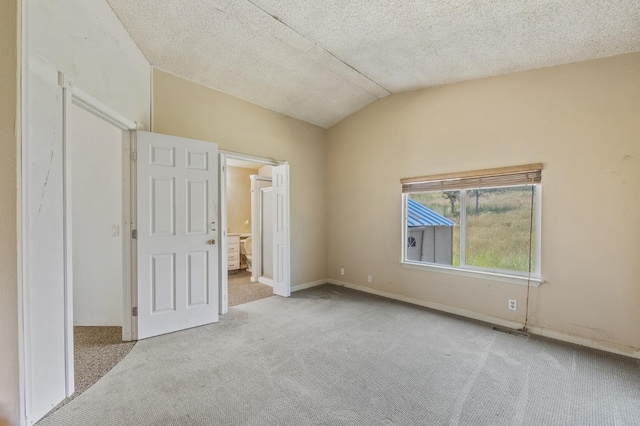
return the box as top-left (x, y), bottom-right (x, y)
top-left (224, 157), bottom-right (274, 307)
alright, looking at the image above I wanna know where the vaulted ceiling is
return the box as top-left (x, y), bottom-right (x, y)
top-left (106, 0), bottom-right (640, 128)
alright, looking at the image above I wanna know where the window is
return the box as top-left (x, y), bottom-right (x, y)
top-left (401, 164), bottom-right (542, 282)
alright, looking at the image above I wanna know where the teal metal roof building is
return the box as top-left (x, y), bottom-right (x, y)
top-left (407, 198), bottom-right (454, 227)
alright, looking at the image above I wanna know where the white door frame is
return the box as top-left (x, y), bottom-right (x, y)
top-left (59, 73), bottom-right (140, 396)
top-left (218, 151), bottom-right (282, 314)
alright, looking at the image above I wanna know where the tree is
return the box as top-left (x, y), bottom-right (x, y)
top-left (470, 189), bottom-right (485, 213)
top-left (442, 191), bottom-right (459, 216)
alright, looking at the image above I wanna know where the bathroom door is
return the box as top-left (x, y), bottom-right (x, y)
top-left (136, 131), bottom-right (219, 339)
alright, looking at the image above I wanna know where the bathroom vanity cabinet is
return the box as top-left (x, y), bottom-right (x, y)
top-left (228, 234), bottom-right (240, 271)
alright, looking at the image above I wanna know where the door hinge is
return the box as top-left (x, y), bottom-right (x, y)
top-left (132, 307), bottom-right (138, 317)
top-left (132, 229), bottom-right (137, 239)
top-left (131, 150), bottom-right (137, 162)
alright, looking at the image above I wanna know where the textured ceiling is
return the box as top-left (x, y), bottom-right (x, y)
top-left (106, 0), bottom-right (640, 128)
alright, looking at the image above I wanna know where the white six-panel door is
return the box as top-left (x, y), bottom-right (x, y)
top-left (136, 131), bottom-right (219, 339)
top-left (272, 164), bottom-right (290, 297)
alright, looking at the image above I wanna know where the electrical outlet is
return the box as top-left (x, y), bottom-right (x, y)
top-left (340, 268), bottom-right (345, 276)
top-left (367, 275), bottom-right (373, 283)
top-left (508, 299), bottom-right (517, 311)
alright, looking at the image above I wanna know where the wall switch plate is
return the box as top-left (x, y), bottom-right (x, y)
top-left (508, 299), bottom-right (517, 311)
top-left (340, 268), bottom-right (345, 276)
top-left (367, 275), bottom-right (373, 283)
top-left (112, 225), bottom-right (119, 236)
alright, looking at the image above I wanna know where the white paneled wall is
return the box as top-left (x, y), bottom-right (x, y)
top-left (71, 103), bottom-right (123, 327)
top-left (24, 0), bottom-right (150, 422)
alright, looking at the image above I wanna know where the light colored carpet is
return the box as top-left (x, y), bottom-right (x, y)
top-left (228, 270), bottom-right (273, 306)
top-left (74, 326), bottom-right (136, 394)
top-left (38, 285), bottom-right (640, 425)
top-left (46, 327), bottom-right (137, 415)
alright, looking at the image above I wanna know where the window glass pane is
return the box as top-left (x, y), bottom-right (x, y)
top-left (407, 192), bottom-right (460, 266)
top-left (464, 186), bottom-right (536, 273)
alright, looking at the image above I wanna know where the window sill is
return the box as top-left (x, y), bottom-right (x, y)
top-left (401, 261), bottom-right (544, 287)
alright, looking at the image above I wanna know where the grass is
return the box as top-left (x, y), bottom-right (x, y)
top-left (410, 187), bottom-right (536, 273)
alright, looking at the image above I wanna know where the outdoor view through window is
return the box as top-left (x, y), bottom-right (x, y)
top-left (405, 185), bottom-right (539, 276)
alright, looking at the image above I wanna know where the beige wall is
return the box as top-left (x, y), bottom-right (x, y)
top-left (327, 53), bottom-right (640, 354)
top-left (153, 69), bottom-right (327, 286)
top-left (227, 166), bottom-right (257, 234)
top-left (0, 0), bottom-right (19, 423)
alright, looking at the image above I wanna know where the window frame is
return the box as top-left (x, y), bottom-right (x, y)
top-left (401, 185), bottom-right (543, 286)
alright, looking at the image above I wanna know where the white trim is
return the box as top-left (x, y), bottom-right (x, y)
top-left (129, 133), bottom-right (138, 341)
top-left (220, 149), bottom-right (282, 166)
top-left (59, 73), bottom-right (139, 131)
top-left (291, 280), bottom-right (326, 292)
top-left (400, 194), bottom-right (408, 264)
top-left (61, 87), bottom-right (74, 396)
top-left (18, 0), bottom-right (28, 424)
top-left (459, 191), bottom-right (466, 265)
top-left (220, 151), bottom-right (281, 314)
top-left (60, 82), bottom-right (138, 402)
top-left (534, 186), bottom-right (542, 278)
top-left (401, 261), bottom-right (543, 287)
top-left (218, 153), bottom-right (228, 315)
top-left (149, 66), bottom-right (154, 132)
top-left (327, 279), bottom-right (640, 360)
top-left (120, 131), bottom-right (134, 341)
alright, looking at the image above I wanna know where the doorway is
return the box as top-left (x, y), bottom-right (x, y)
top-left (224, 158), bottom-right (273, 307)
top-left (67, 103), bottom-right (135, 396)
top-left (219, 152), bottom-right (291, 313)
top-left (63, 114), bottom-right (223, 396)
top-left (29, 77), bottom-right (227, 419)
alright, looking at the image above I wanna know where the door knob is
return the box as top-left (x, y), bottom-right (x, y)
top-left (208, 239), bottom-right (216, 245)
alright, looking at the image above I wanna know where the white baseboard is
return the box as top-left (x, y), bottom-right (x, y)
top-left (291, 279), bottom-right (327, 292)
top-left (327, 279), bottom-right (640, 360)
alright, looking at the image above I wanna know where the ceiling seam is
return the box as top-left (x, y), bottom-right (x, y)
top-left (244, 0), bottom-right (392, 96)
